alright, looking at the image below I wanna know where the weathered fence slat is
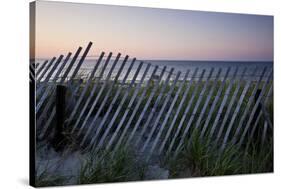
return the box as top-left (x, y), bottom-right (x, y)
top-left (125, 67), bottom-right (167, 148)
top-left (237, 73), bottom-right (273, 147)
top-left (141, 71), bottom-right (181, 153)
top-left (66, 52), bottom-right (105, 125)
top-left (36, 53), bottom-right (72, 112)
top-left (249, 86), bottom-right (273, 141)
top-left (174, 68), bottom-right (217, 155)
top-left (37, 52), bottom-right (72, 100)
top-left (80, 55), bottom-right (132, 146)
top-left (112, 65), bottom-right (158, 153)
top-left (214, 67), bottom-right (257, 142)
top-left (197, 67), bottom-right (224, 138)
top-left (144, 71), bottom-right (182, 158)
top-left (232, 68), bottom-right (271, 144)
top-left (150, 70), bottom-right (190, 156)
top-left (208, 67), bottom-right (246, 140)
top-left (221, 67), bottom-right (267, 151)
top-left (197, 67), bottom-right (232, 139)
top-left (134, 68), bottom-right (175, 148)
top-left (30, 64), bottom-right (35, 82)
top-left (77, 55), bottom-right (128, 142)
top-left (37, 46), bottom-right (83, 138)
top-left (37, 57), bottom-right (56, 82)
top-left (41, 55), bottom-right (64, 84)
top-left (245, 87), bottom-right (273, 152)
top-left (37, 47), bottom-right (83, 122)
top-left (36, 60), bottom-right (48, 77)
top-left (95, 60), bottom-right (143, 149)
top-left (70, 52), bottom-right (114, 133)
top-left (59, 47), bottom-right (82, 84)
top-left (159, 68), bottom-right (198, 154)
top-left (69, 42), bottom-right (92, 81)
top-left (167, 69), bottom-right (205, 155)
top-left (38, 44), bottom-right (90, 138)
top-left (37, 46), bottom-right (83, 121)
top-left (106, 64), bottom-right (152, 151)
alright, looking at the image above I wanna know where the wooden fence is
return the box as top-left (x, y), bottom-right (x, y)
top-left (33, 42), bottom-right (273, 161)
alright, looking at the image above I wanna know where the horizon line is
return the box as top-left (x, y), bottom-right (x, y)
top-left (34, 57), bottom-right (273, 63)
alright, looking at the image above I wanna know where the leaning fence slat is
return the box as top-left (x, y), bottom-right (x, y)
top-left (38, 46), bottom-right (86, 138)
top-left (232, 68), bottom-right (271, 144)
top-left (135, 68), bottom-right (175, 148)
top-left (247, 82), bottom-right (273, 142)
top-left (36, 47), bottom-right (83, 119)
top-left (106, 64), bottom-right (151, 150)
top-left (36, 60), bottom-right (48, 77)
top-left (69, 42), bottom-right (92, 81)
top-left (144, 71), bottom-right (182, 157)
top-left (219, 81), bottom-right (253, 149)
top-left (30, 63), bottom-right (35, 79)
top-left (214, 67), bottom-right (257, 142)
top-left (37, 47), bottom-right (83, 118)
top-left (125, 67), bottom-right (167, 148)
top-left (112, 66), bottom-right (158, 152)
top-left (245, 86), bottom-right (273, 152)
top-left (158, 68), bottom-right (198, 155)
top-left (237, 74), bottom-right (272, 147)
top-left (36, 55), bottom-right (64, 111)
top-left (141, 70), bottom-right (181, 152)
top-left (243, 85), bottom-right (273, 144)
top-left (37, 53), bottom-right (72, 99)
top-left (207, 67), bottom-right (247, 138)
top-left (80, 56), bottom-right (132, 146)
top-left (30, 63), bottom-right (35, 76)
top-left (174, 68), bottom-right (216, 155)
top-left (57, 44), bottom-right (92, 109)
top-left (36, 53), bottom-right (72, 111)
top-left (77, 55), bottom-right (128, 140)
top-left (70, 52), bottom-right (114, 133)
top-left (59, 47), bottom-right (83, 84)
top-left (166, 69), bottom-right (206, 155)
top-left (199, 67), bottom-right (232, 138)
top-left (66, 52), bottom-right (105, 125)
top-left (150, 70), bottom-right (190, 156)
top-left (37, 57), bottom-right (56, 82)
top-left (95, 61), bottom-right (143, 149)
top-left (41, 55), bottom-right (64, 84)
top-left (221, 67), bottom-right (267, 151)
top-left (53, 53), bottom-right (72, 81)
top-left (194, 68), bottom-right (224, 137)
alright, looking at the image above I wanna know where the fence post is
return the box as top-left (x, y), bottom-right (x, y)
top-left (52, 85), bottom-right (67, 150)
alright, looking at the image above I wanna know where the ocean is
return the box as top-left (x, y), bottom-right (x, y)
top-left (36, 59), bottom-right (273, 81)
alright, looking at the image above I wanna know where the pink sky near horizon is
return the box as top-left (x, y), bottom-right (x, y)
top-left (34, 1), bottom-right (273, 61)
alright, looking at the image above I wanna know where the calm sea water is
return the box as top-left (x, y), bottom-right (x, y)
top-left (37, 59), bottom-right (273, 81)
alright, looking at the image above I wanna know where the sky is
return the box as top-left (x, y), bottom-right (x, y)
top-left (35, 1), bottom-right (273, 61)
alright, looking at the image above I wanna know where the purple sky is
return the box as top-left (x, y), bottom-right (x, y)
top-left (35, 1), bottom-right (273, 61)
